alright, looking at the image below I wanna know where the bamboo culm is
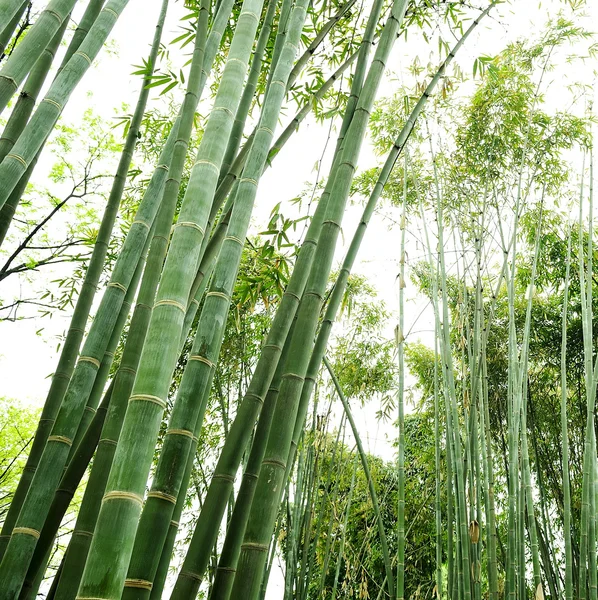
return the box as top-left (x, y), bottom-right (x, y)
top-left (0, 0), bottom-right (144, 550)
top-left (0, 96), bottom-right (177, 597)
top-left (76, 0), bottom-right (269, 593)
top-left (0, 0), bottom-right (132, 211)
top-left (0, 1), bottom-right (29, 59)
top-left (0, 0), bottom-right (77, 115)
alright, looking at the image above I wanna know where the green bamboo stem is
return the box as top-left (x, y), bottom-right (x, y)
top-left (323, 355), bottom-right (394, 598)
top-left (0, 0), bottom-right (76, 115)
top-left (0, 0), bottom-right (28, 59)
top-left (219, 0), bottom-right (277, 181)
top-left (20, 383), bottom-right (113, 598)
top-left (0, 0), bottom-right (130, 210)
top-left (76, 0), bottom-right (268, 592)
top-left (166, 4), bottom-right (312, 597)
top-left (230, 2), bottom-right (409, 596)
top-left (57, 0), bottom-right (105, 73)
top-left (0, 87), bottom-right (175, 597)
top-left (285, 0), bottom-right (356, 90)
top-left (20, 230), bottom-right (149, 596)
top-left (330, 454), bottom-right (358, 600)
top-left (0, 0), bottom-right (148, 551)
top-left (209, 327), bottom-right (294, 600)
top-left (0, 17), bottom-right (68, 247)
top-left (396, 149), bottom-right (407, 600)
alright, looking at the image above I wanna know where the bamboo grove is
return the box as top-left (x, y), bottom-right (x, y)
top-left (0, 0), bottom-right (597, 599)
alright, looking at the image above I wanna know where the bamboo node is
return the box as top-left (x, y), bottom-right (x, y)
top-left (124, 579), bottom-right (153, 591)
top-left (84, 406), bottom-right (97, 414)
top-left (283, 372), bottom-right (304, 383)
top-left (12, 527), bottom-right (40, 539)
top-left (225, 57), bottom-right (246, 68)
top-left (189, 355), bottom-right (215, 369)
top-left (6, 153), bottom-right (28, 168)
top-left (103, 490), bottom-right (143, 506)
top-left (44, 9), bottom-right (62, 22)
top-left (103, 6), bottom-right (119, 19)
top-left (224, 235), bottom-right (244, 247)
top-left (212, 473), bottom-right (235, 483)
top-left (240, 177), bottom-right (258, 187)
top-left (129, 394), bottom-right (167, 410)
top-left (166, 428), bottom-right (194, 439)
top-left (258, 125), bottom-right (274, 135)
top-left (242, 542), bottom-right (269, 553)
top-left (147, 491), bottom-right (177, 504)
top-left (263, 458), bottom-right (286, 470)
top-left (133, 219), bottom-right (151, 230)
top-left (206, 291), bottom-right (230, 302)
top-left (194, 159), bottom-right (219, 174)
top-left (99, 438), bottom-right (118, 446)
top-left (42, 98), bottom-right (62, 111)
top-left (0, 75), bottom-right (18, 90)
top-left (154, 299), bottom-right (185, 313)
top-left (176, 221), bottom-right (205, 236)
top-left (243, 11), bottom-right (260, 22)
top-left (79, 356), bottom-right (101, 369)
top-left (179, 571), bottom-right (202, 582)
top-left (48, 435), bottom-right (72, 446)
top-left (73, 530), bottom-right (94, 537)
top-left (74, 51), bottom-right (93, 65)
top-left (108, 281), bottom-right (127, 293)
top-left (170, 520), bottom-right (180, 528)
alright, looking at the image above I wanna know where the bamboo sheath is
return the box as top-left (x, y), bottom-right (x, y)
top-left (0, 0), bottom-right (140, 551)
top-left (0, 90), bottom-right (176, 599)
top-left (75, 0), bottom-right (269, 593)
top-left (0, 0), bottom-right (77, 115)
top-left (0, 1), bottom-right (28, 59)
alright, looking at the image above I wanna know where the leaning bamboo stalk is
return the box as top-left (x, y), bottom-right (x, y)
top-left (323, 356), bottom-right (394, 599)
top-left (0, 0), bottom-right (154, 550)
top-left (0, 103), bottom-right (175, 597)
top-left (208, 329), bottom-right (295, 600)
top-left (164, 4), bottom-right (312, 598)
top-left (0, 0), bottom-right (29, 59)
top-left (0, 0), bottom-right (131, 210)
top-left (76, 0), bottom-right (269, 593)
top-left (230, 2), bottom-right (410, 597)
top-left (168, 0), bottom-right (388, 590)
top-left (0, 18), bottom-right (68, 247)
top-left (19, 230), bottom-right (150, 595)
top-left (0, 0), bottom-right (77, 115)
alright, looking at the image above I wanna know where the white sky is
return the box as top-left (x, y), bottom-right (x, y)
top-left (1, 0), bottom-right (597, 596)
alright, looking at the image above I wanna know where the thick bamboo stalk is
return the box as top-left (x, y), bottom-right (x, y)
top-left (230, 3), bottom-right (409, 597)
top-left (0, 0), bottom-right (77, 115)
top-left (0, 0), bottom-right (144, 550)
top-left (0, 0), bottom-right (130, 210)
top-left (0, 17), bottom-right (68, 246)
top-left (19, 226), bottom-right (149, 596)
top-left (0, 0), bottom-right (28, 58)
top-left (0, 95), bottom-right (175, 597)
top-left (76, 0), bottom-right (269, 593)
